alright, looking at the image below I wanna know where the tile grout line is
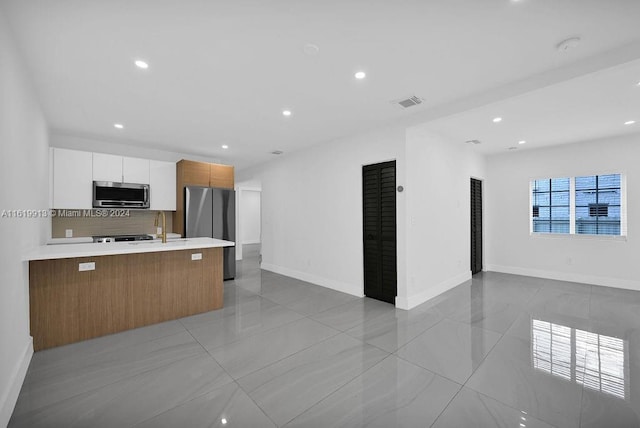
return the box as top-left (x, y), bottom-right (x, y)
top-left (14, 343), bottom-right (220, 427)
top-left (226, 326), bottom-right (344, 384)
top-left (14, 329), bottom-right (203, 419)
top-left (179, 296), bottom-right (284, 428)
top-left (24, 322), bottom-right (190, 379)
top-left (427, 384), bottom-right (464, 428)
top-left (198, 313), bottom-right (325, 356)
top-left (232, 381), bottom-right (281, 428)
top-left (280, 353), bottom-right (400, 426)
top-left (391, 318), bottom-right (447, 357)
top-left (309, 303), bottom-right (400, 334)
top-left (237, 336), bottom-right (391, 427)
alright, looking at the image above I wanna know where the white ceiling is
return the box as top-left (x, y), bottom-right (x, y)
top-left (3, 0), bottom-right (640, 169)
top-left (424, 58), bottom-right (640, 153)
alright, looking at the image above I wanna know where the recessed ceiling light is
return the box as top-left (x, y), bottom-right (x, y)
top-left (518, 140), bottom-right (527, 145)
top-left (493, 117), bottom-right (502, 123)
top-left (221, 145), bottom-right (229, 149)
top-left (354, 71), bottom-right (366, 80)
top-left (624, 120), bottom-right (636, 125)
top-left (282, 110), bottom-right (292, 117)
top-left (221, 418), bottom-right (227, 425)
top-left (134, 60), bottom-right (149, 69)
top-left (113, 123), bottom-right (124, 129)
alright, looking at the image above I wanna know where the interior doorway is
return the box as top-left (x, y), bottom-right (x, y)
top-left (235, 186), bottom-right (261, 261)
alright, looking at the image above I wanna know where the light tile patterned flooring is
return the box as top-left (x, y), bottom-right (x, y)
top-left (10, 245), bottom-right (640, 427)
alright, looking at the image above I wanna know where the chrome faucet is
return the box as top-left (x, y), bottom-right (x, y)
top-left (154, 211), bottom-right (167, 243)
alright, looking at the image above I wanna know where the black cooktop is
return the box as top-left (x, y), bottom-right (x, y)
top-left (92, 234), bottom-right (154, 243)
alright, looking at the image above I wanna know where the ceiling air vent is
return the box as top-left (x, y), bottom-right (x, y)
top-left (466, 139), bottom-right (482, 145)
top-left (271, 150), bottom-right (284, 155)
top-left (396, 95), bottom-right (423, 109)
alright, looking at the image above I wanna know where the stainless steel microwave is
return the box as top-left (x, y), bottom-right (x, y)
top-left (92, 181), bottom-right (150, 209)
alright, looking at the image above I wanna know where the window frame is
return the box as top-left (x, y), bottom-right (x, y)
top-left (529, 173), bottom-right (627, 240)
top-left (530, 178), bottom-right (571, 234)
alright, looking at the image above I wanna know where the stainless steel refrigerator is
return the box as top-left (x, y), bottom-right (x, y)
top-left (184, 186), bottom-right (235, 279)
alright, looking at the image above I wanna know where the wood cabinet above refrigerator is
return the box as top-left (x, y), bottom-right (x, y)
top-left (177, 159), bottom-right (234, 189)
top-left (174, 160), bottom-right (235, 235)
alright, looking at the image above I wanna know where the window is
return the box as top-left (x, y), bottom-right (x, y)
top-left (531, 178), bottom-right (570, 234)
top-left (575, 174), bottom-right (621, 236)
top-left (531, 173), bottom-right (625, 236)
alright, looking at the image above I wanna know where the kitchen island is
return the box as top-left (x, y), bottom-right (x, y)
top-left (25, 237), bottom-right (234, 350)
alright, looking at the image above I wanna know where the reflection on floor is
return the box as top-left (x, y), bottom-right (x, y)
top-left (10, 246), bottom-right (640, 427)
top-left (532, 318), bottom-right (627, 400)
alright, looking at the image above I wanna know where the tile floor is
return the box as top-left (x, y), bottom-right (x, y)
top-left (10, 245), bottom-right (640, 427)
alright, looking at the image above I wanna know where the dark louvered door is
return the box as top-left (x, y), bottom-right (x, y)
top-left (470, 178), bottom-right (483, 275)
top-left (363, 161), bottom-right (397, 304)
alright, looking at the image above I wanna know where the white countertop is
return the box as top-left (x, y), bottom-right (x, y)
top-left (46, 233), bottom-right (183, 245)
top-left (25, 237), bottom-right (234, 261)
top-left (46, 237), bottom-right (94, 245)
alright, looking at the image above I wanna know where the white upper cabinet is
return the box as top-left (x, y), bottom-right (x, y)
top-left (51, 149), bottom-right (175, 211)
top-left (123, 157), bottom-right (150, 184)
top-left (92, 153), bottom-right (150, 184)
top-left (149, 160), bottom-right (176, 211)
top-left (92, 153), bottom-right (122, 182)
top-left (51, 148), bottom-right (93, 209)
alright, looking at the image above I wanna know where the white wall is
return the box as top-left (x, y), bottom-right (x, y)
top-left (236, 123), bottom-right (489, 309)
top-left (240, 190), bottom-right (261, 244)
top-left (237, 126), bottom-right (407, 299)
top-left (0, 10), bottom-right (50, 425)
top-left (402, 126), bottom-right (486, 309)
top-left (485, 133), bottom-right (640, 290)
top-left (50, 131), bottom-right (221, 164)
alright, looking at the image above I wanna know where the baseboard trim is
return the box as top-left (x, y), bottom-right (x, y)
top-left (396, 271), bottom-right (472, 310)
top-left (0, 336), bottom-right (33, 427)
top-left (486, 264), bottom-right (640, 291)
top-left (260, 263), bottom-right (364, 298)
top-left (241, 240), bottom-right (261, 245)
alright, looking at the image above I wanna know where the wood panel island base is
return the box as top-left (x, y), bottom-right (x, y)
top-left (26, 238), bottom-right (233, 351)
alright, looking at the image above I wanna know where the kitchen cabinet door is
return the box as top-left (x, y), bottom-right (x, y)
top-left (210, 163), bottom-right (234, 189)
top-left (30, 258), bottom-right (83, 350)
top-left (178, 160), bottom-right (210, 187)
top-left (93, 153), bottom-right (123, 182)
top-left (150, 160), bottom-right (176, 210)
top-left (123, 156), bottom-right (150, 184)
top-left (159, 248), bottom-right (222, 320)
top-left (52, 148), bottom-right (93, 209)
top-left (78, 255), bottom-right (134, 341)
